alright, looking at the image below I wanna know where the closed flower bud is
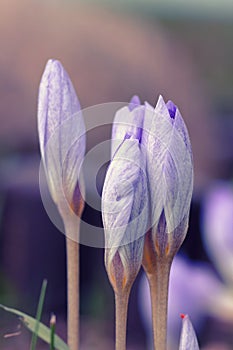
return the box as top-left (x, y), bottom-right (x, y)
top-left (38, 59), bottom-right (85, 349)
top-left (38, 59), bottom-right (86, 224)
top-left (142, 95), bottom-right (193, 258)
top-left (140, 95), bottom-right (193, 350)
top-left (102, 99), bottom-right (148, 294)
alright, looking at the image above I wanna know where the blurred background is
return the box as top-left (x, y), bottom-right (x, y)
top-left (0, 0), bottom-right (232, 349)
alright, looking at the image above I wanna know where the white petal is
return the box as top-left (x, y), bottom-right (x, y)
top-left (142, 99), bottom-right (193, 235)
top-left (111, 105), bottom-right (144, 158)
top-left (38, 59), bottom-right (81, 154)
top-left (102, 138), bottom-right (148, 272)
top-left (179, 315), bottom-right (200, 350)
top-left (38, 59), bottom-right (85, 209)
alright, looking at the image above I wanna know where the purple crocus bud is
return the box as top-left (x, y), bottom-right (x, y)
top-left (38, 59), bottom-right (86, 227)
top-left (102, 103), bottom-right (148, 293)
top-left (202, 181), bottom-right (233, 286)
top-left (142, 95), bottom-right (193, 258)
top-left (179, 314), bottom-right (200, 350)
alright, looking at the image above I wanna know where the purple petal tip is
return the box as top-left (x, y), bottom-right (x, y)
top-left (166, 100), bottom-right (177, 119)
top-left (129, 95), bottom-right (141, 111)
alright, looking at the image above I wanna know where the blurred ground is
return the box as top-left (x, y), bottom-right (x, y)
top-left (0, 0), bottom-right (223, 188)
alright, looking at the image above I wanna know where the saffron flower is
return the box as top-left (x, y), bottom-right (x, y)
top-left (102, 97), bottom-right (148, 350)
top-left (37, 59), bottom-right (86, 350)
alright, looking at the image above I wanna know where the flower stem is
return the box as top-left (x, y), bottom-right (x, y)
top-left (115, 290), bottom-right (130, 350)
top-left (66, 236), bottom-right (79, 350)
top-left (148, 259), bottom-right (171, 350)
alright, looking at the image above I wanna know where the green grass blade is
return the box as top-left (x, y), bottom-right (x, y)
top-left (30, 279), bottom-right (47, 350)
top-left (50, 314), bottom-right (56, 350)
top-left (0, 304), bottom-right (69, 350)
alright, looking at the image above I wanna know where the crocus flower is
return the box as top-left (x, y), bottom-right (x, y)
top-left (140, 95), bottom-right (193, 350)
top-left (37, 59), bottom-right (86, 350)
top-left (102, 97), bottom-right (148, 350)
top-left (202, 181), bottom-right (233, 286)
top-left (102, 96), bottom-right (148, 292)
top-left (103, 137), bottom-right (148, 290)
top-left (38, 59), bottom-right (86, 227)
top-left (179, 314), bottom-right (200, 350)
top-left (201, 181), bottom-right (233, 325)
top-left (142, 95), bottom-right (193, 258)
top-left (102, 94), bottom-right (193, 350)
top-left (108, 94), bottom-right (193, 269)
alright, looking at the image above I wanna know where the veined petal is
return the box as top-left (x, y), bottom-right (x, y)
top-left (155, 94), bottom-right (173, 122)
top-left (111, 97), bottom-right (144, 158)
top-left (38, 59), bottom-right (81, 155)
top-left (102, 138), bottom-right (148, 291)
top-left (103, 138), bottom-right (147, 249)
top-left (142, 95), bottom-right (193, 254)
top-left (179, 315), bottom-right (200, 350)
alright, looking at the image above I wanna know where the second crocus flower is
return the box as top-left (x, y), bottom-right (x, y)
top-left (102, 97), bottom-right (149, 350)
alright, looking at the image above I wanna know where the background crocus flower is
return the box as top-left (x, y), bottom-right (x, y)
top-left (37, 59), bottom-right (86, 350)
top-left (102, 98), bottom-right (148, 350)
top-left (139, 255), bottom-right (222, 349)
top-left (179, 314), bottom-right (200, 350)
top-left (201, 181), bottom-right (233, 325)
top-left (141, 95), bottom-right (193, 350)
top-left (202, 181), bottom-right (233, 286)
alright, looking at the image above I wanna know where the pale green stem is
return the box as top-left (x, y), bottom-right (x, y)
top-left (148, 259), bottom-right (172, 350)
top-left (115, 290), bottom-right (130, 350)
top-left (66, 235), bottom-right (79, 350)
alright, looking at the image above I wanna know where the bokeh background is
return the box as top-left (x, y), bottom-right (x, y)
top-left (0, 0), bottom-right (232, 349)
